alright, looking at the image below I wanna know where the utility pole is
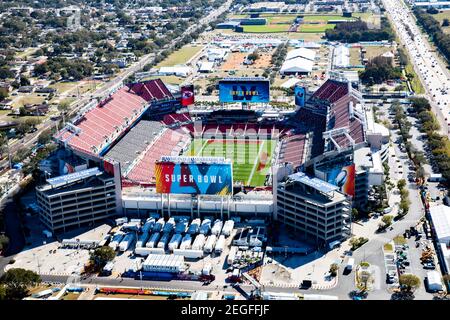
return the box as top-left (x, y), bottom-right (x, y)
top-left (6, 135), bottom-right (12, 169)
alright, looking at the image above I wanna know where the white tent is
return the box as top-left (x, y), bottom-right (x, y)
top-left (159, 65), bottom-right (192, 77)
top-left (286, 48), bottom-right (316, 62)
top-left (280, 57), bottom-right (313, 75)
top-left (427, 271), bottom-right (443, 292)
top-left (199, 61), bottom-right (214, 73)
top-left (333, 45), bottom-right (350, 68)
top-left (429, 205), bottom-right (450, 245)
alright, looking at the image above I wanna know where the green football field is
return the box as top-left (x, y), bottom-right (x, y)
top-left (186, 139), bottom-right (277, 186)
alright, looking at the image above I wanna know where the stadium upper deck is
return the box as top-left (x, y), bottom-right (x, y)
top-left (55, 79), bottom-right (173, 156)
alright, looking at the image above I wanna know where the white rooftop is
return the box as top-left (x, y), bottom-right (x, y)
top-left (286, 48), bottom-right (316, 62)
top-left (429, 205), bottom-right (450, 243)
top-left (280, 56), bottom-right (314, 74)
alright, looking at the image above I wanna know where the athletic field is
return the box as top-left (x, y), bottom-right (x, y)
top-left (186, 138), bottom-right (277, 186)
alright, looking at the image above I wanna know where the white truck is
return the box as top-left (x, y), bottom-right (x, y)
top-left (214, 235), bottom-right (226, 254)
top-left (187, 218), bottom-right (201, 235)
top-left (203, 234), bottom-right (217, 254)
top-left (141, 218), bottom-right (155, 234)
top-left (221, 220), bottom-right (234, 237)
top-left (211, 219), bottom-right (223, 236)
top-left (153, 218), bottom-right (165, 233)
top-left (199, 219), bottom-right (212, 235)
top-left (192, 234), bottom-right (206, 251)
top-left (163, 218), bottom-right (175, 234)
top-left (157, 232), bottom-right (170, 249)
top-left (108, 232), bottom-right (125, 251)
top-left (168, 234), bottom-right (182, 252)
top-left (136, 232), bottom-right (151, 248)
top-left (145, 232), bottom-right (161, 248)
top-left (227, 246), bottom-right (238, 265)
top-left (180, 234), bottom-right (192, 250)
top-left (119, 233), bottom-right (135, 252)
top-left (345, 258), bottom-right (355, 271)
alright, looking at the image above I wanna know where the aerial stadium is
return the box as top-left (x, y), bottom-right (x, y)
top-left (39, 74), bottom-right (389, 245)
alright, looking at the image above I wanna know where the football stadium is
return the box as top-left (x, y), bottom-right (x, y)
top-left (39, 74), bottom-right (390, 245)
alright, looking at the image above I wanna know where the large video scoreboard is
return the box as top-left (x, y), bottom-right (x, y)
top-left (219, 77), bottom-right (270, 103)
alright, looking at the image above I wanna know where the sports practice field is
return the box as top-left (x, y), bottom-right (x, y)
top-left (186, 139), bottom-right (277, 186)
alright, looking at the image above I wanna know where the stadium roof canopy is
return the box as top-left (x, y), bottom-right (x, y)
top-left (286, 48), bottom-right (316, 62)
top-left (280, 57), bottom-right (314, 74)
top-left (288, 172), bottom-right (339, 194)
top-left (46, 167), bottom-right (101, 188)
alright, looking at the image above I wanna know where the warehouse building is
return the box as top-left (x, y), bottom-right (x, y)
top-left (274, 172), bottom-right (352, 246)
top-left (36, 168), bottom-right (120, 233)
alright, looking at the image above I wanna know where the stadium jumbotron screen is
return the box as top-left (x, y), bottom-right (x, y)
top-left (155, 159), bottom-right (233, 195)
top-left (219, 78), bottom-right (270, 103)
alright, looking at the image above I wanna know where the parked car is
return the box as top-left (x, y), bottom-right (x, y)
top-left (423, 263), bottom-right (436, 270)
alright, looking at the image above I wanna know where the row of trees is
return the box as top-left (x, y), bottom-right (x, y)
top-left (263, 42), bottom-right (288, 82)
top-left (414, 9), bottom-right (450, 65)
top-left (325, 17), bottom-right (395, 43)
top-left (397, 179), bottom-right (410, 217)
top-left (410, 98), bottom-right (450, 185)
top-left (391, 100), bottom-right (427, 181)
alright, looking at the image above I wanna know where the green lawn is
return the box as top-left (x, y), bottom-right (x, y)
top-left (302, 15), bottom-right (354, 22)
top-left (243, 24), bottom-right (290, 33)
top-left (405, 63), bottom-right (425, 94)
top-left (156, 45), bottom-right (203, 68)
top-left (186, 138), bottom-right (276, 186)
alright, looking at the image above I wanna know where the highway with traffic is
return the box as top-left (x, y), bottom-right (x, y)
top-left (382, 0), bottom-right (450, 137)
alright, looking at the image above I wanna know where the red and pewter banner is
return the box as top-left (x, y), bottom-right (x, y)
top-left (181, 85), bottom-right (195, 106)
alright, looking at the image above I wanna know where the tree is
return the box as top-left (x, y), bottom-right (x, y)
top-left (329, 263), bottom-right (339, 277)
top-left (399, 274), bottom-right (421, 292)
top-left (19, 76), bottom-right (30, 87)
top-left (37, 129), bottom-right (52, 145)
top-left (58, 101), bottom-right (70, 114)
top-left (443, 19), bottom-right (450, 27)
top-left (381, 215), bottom-right (393, 227)
top-left (18, 106), bottom-right (27, 116)
top-left (89, 246), bottom-right (115, 270)
top-left (0, 268), bottom-right (41, 300)
top-left (352, 208), bottom-right (359, 220)
top-left (397, 179), bottom-right (406, 190)
top-left (0, 235), bottom-right (9, 252)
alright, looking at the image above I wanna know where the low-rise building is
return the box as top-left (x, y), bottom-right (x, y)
top-left (275, 172), bottom-right (352, 246)
top-left (36, 168), bottom-right (119, 233)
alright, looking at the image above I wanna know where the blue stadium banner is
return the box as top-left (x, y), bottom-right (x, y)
top-left (295, 85), bottom-right (306, 107)
top-left (219, 78), bottom-right (270, 103)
